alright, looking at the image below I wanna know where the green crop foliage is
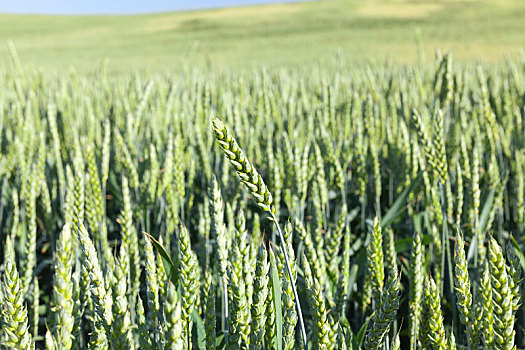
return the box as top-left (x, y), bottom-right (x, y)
top-left (1, 39), bottom-right (525, 350)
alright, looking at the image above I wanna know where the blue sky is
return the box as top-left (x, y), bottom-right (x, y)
top-left (0, 0), bottom-right (303, 15)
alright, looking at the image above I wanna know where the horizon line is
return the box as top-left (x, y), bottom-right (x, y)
top-left (0, 0), bottom-right (307, 16)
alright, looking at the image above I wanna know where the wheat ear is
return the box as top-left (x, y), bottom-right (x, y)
top-left (211, 115), bottom-right (307, 348)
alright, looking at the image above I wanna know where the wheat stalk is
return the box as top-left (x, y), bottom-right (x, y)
top-left (211, 115), bottom-right (307, 348)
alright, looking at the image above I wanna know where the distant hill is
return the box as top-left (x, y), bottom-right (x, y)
top-left (0, 0), bottom-right (524, 72)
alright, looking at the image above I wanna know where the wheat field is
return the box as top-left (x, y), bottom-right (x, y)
top-left (0, 48), bottom-right (524, 349)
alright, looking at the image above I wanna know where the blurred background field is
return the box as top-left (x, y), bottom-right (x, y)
top-left (1, 0), bottom-right (524, 73)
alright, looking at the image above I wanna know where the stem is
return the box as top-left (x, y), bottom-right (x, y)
top-left (187, 320), bottom-right (193, 350)
top-left (360, 195), bottom-right (366, 231)
top-left (439, 182), bottom-right (456, 333)
top-left (222, 276), bottom-right (229, 340)
top-left (271, 212), bottom-right (308, 349)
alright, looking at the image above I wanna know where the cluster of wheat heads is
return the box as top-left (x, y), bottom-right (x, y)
top-left (1, 51), bottom-right (525, 349)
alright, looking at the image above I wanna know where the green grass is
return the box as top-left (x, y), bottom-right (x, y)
top-left (0, 0), bottom-right (525, 72)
